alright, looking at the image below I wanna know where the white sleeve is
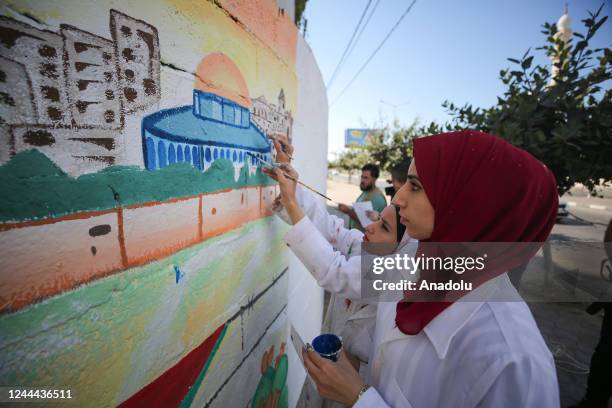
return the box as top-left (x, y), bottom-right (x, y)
top-left (284, 216), bottom-right (363, 299)
top-left (470, 353), bottom-right (560, 408)
top-left (276, 185), bottom-right (364, 257)
top-left (353, 388), bottom-right (394, 408)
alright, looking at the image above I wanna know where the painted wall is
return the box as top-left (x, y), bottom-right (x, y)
top-left (0, 0), bottom-right (327, 406)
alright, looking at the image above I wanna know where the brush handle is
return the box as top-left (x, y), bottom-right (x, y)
top-left (247, 152), bottom-right (334, 202)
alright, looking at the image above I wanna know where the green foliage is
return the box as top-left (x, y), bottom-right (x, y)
top-left (295, 0), bottom-right (308, 29)
top-left (0, 150), bottom-right (274, 222)
top-left (442, 6), bottom-right (611, 195)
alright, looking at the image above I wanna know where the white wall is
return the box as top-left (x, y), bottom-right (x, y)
top-left (286, 34), bottom-right (329, 408)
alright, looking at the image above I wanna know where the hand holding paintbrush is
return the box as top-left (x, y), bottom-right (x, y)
top-left (259, 160), bottom-right (306, 225)
top-left (251, 153), bottom-right (335, 203)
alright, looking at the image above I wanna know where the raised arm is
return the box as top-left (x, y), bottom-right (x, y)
top-left (264, 166), bottom-right (363, 298)
top-left (269, 162), bottom-right (363, 257)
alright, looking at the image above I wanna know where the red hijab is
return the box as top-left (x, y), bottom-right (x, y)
top-left (395, 130), bottom-right (558, 334)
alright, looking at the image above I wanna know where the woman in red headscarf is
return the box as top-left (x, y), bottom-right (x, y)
top-left (274, 131), bottom-right (560, 407)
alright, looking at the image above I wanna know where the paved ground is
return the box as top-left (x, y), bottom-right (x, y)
top-left (325, 176), bottom-right (612, 407)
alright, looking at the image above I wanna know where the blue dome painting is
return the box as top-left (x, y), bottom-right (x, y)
top-left (141, 54), bottom-right (272, 172)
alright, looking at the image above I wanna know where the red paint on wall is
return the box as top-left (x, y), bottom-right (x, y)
top-left (118, 323), bottom-right (226, 408)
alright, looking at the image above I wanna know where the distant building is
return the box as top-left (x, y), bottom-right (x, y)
top-left (550, 4), bottom-right (572, 85)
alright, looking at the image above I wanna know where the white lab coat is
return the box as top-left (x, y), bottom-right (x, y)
top-left (284, 215), bottom-right (560, 408)
top-left (275, 186), bottom-right (375, 360)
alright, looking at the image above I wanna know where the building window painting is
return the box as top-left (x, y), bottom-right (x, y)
top-left (146, 137), bottom-right (156, 170)
top-left (211, 98), bottom-right (222, 121)
top-left (185, 145), bottom-right (191, 164)
top-left (158, 140), bottom-right (167, 168)
top-left (200, 95), bottom-right (211, 118)
top-left (232, 150), bottom-right (237, 162)
top-left (198, 92), bottom-right (223, 122)
top-left (234, 107), bottom-right (241, 126)
top-left (205, 146), bottom-right (211, 162)
top-left (168, 143), bottom-right (176, 164)
top-left (241, 108), bottom-right (249, 127)
top-left (177, 144), bottom-right (184, 162)
top-left (223, 102), bottom-right (234, 124)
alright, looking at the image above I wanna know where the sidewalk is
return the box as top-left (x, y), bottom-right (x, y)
top-left (325, 177), bottom-right (606, 407)
top-left (326, 178), bottom-right (363, 205)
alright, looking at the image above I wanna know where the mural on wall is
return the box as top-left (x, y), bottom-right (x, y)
top-left (141, 52), bottom-right (275, 174)
top-left (0, 0), bottom-right (299, 406)
top-left (0, 10), bottom-right (160, 173)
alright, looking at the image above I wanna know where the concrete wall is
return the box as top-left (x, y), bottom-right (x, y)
top-left (0, 0), bottom-right (327, 406)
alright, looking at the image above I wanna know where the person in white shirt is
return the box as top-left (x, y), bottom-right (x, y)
top-left (268, 131), bottom-right (561, 407)
top-left (270, 164), bottom-right (411, 365)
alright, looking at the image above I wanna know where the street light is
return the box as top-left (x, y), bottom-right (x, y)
top-left (379, 99), bottom-right (410, 118)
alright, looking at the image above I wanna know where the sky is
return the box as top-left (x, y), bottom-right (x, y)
top-left (301, 0), bottom-right (612, 159)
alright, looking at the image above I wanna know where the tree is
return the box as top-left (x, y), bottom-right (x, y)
top-left (442, 6), bottom-right (611, 195)
top-left (328, 119), bottom-right (444, 181)
top-left (364, 120), bottom-right (416, 172)
top-left (333, 148), bottom-right (370, 183)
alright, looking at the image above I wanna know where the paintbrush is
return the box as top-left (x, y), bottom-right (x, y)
top-left (246, 152), bottom-right (335, 202)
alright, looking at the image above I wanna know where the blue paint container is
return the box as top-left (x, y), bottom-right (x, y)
top-left (312, 333), bottom-right (343, 362)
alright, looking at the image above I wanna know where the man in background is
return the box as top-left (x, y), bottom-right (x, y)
top-left (385, 161), bottom-right (410, 199)
top-left (338, 163), bottom-right (387, 232)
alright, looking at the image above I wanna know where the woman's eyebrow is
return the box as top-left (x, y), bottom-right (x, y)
top-left (407, 175), bottom-right (421, 182)
top-left (382, 218), bottom-right (391, 229)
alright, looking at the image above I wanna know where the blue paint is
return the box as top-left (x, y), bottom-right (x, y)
top-left (184, 145), bottom-right (191, 164)
top-left (158, 140), bottom-right (167, 168)
top-left (145, 137), bottom-right (156, 170)
top-left (205, 147), bottom-right (211, 162)
top-left (312, 334), bottom-right (343, 361)
top-left (177, 145), bottom-right (184, 162)
top-left (142, 105), bottom-right (270, 152)
top-left (174, 265), bottom-right (185, 283)
top-left (213, 148), bottom-right (219, 160)
top-left (232, 150), bottom-right (237, 162)
top-left (168, 143), bottom-right (176, 164)
top-left (222, 101), bottom-right (234, 124)
top-left (193, 146), bottom-right (201, 170)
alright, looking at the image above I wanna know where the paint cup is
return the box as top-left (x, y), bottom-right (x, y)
top-left (311, 333), bottom-right (343, 362)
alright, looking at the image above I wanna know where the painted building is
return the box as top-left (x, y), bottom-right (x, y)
top-left (251, 89), bottom-right (293, 142)
top-left (0, 10), bottom-right (161, 174)
top-left (142, 53), bottom-right (272, 172)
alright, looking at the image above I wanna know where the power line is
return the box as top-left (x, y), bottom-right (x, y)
top-left (330, 0), bottom-right (417, 108)
top-left (344, 0), bottom-right (381, 70)
top-left (328, 0), bottom-right (381, 90)
top-left (326, 0), bottom-right (372, 89)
